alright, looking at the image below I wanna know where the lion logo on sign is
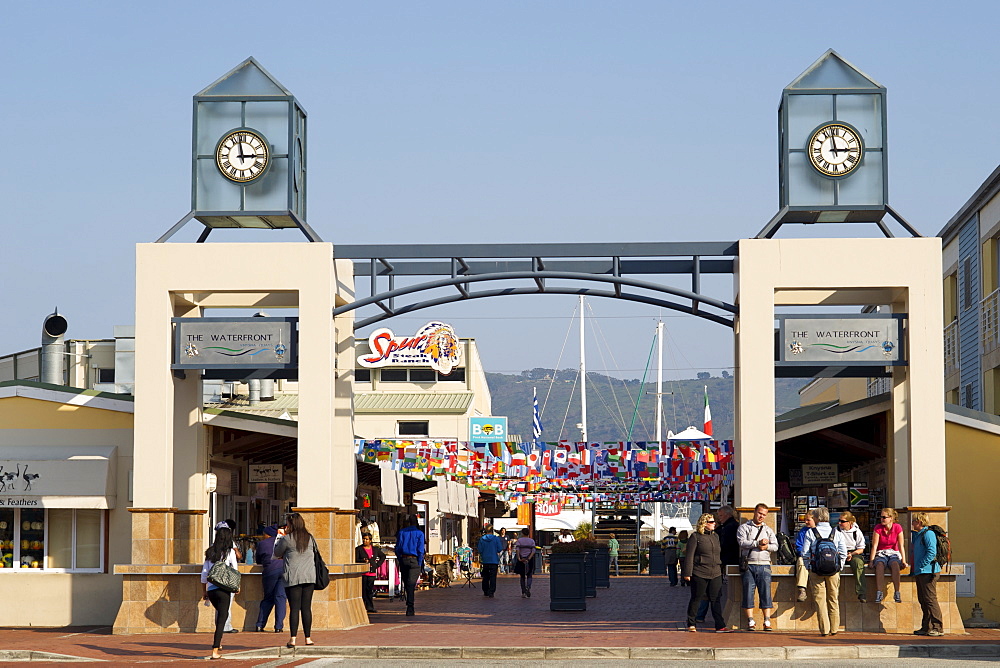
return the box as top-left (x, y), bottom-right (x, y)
top-left (420, 323), bottom-right (462, 375)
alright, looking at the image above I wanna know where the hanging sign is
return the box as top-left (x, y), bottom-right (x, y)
top-left (248, 464), bottom-right (283, 483)
top-left (469, 417), bottom-right (508, 442)
top-left (358, 321), bottom-right (462, 374)
top-left (802, 463), bottom-right (838, 484)
top-left (777, 314), bottom-right (906, 366)
top-left (172, 317), bottom-right (297, 371)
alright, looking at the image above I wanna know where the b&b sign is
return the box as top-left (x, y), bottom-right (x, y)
top-left (469, 417), bottom-right (507, 442)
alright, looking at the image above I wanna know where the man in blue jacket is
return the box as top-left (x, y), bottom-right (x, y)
top-left (477, 525), bottom-right (506, 598)
top-left (910, 512), bottom-right (943, 636)
top-left (395, 515), bottom-right (426, 616)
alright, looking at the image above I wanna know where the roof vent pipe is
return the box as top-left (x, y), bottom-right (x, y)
top-left (248, 379), bottom-right (261, 406)
top-left (41, 309), bottom-right (68, 385)
top-left (250, 310), bottom-right (273, 403)
top-left (260, 378), bottom-right (275, 401)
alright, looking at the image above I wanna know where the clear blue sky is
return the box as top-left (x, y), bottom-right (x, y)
top-left (4, 2), bottom-right (998, 381)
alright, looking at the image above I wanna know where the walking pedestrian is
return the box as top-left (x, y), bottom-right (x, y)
top-left (836, 511), bottom-right (868, 602)
top-left (254, 524), bottom-right (286, 633)
top-left (394, 515), bottom-right (425, 616)
top-left (607, 533), bottom-right (620, 576)
top-left (355, 533), bottom-right (386, 614)
top-left (910, 512), bottom-right (944, 636)
top-left (682, 513), bottom-right (730, 633)
top-left (513, 528), bottom-right (536, 597)
top-left (662, 528), bottom-right (679, 586)
top-left (221, 519), bottom-right (241, 634)
top-left (200, 523), bottom-right (239, 660)
top-left (677, 530), bottom-right (690, 586)
top-left (802, 507), bottom-right (848, 637)
top-left (794, 513), bottom-right (817, 601)
top-left (869, 507), bottom-right (907, 603)
top-left (497, 528), bottom-right (510, 573)
top-left (477, 525), bottom-right (505, 598)
top-left (737, 504), bottom-right (777, 631)
top-left (273, 513), bottom-right (318, 648)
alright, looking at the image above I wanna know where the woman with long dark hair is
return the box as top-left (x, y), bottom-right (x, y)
top-left (200, 523), bottom-right (239, 660)
top-left (273, 512), bottom-right (317, 648)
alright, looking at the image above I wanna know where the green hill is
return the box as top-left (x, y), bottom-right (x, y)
top-left (487, 369), bottom-right (807, 443)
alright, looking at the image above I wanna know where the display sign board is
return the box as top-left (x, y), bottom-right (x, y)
top-left (0, 448), bottom-right (116, 509)
top-left (802, 463), bottom-right (838, 484)
top-left (248, 463), bottom-right (283, 483)
top-left (357, 321), bottom-right (462, 375)
top-left (777, 314), bottom-right (905, 366)
top-left (172, 317), bottom-right (298, 372)
top-left (469, 417), bottom-right (508, 442)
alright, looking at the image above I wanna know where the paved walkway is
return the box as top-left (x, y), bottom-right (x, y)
top-left (4, 574), bottom-right (999, 664)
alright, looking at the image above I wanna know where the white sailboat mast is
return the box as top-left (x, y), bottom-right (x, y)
top-left (579, 295), bottom-right (588, 443)
top-left (656, 320), bottom-right (664, 443)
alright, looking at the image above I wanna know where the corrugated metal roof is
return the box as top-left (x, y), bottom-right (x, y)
top-left (204, 394), bottom-right (299, 420)
top-left (354, 392), bottom-right (473, 413)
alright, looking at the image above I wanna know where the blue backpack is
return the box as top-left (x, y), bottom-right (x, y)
top-left (809, 528), bottom-right (839, 576)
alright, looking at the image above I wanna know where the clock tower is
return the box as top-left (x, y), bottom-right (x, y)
top-left (158, 57), bottom-right (319, 242)
top-left (758, 50), bottom-right (917, 238)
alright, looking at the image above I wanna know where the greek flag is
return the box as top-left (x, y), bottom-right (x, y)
top-left (532, 387), bottom-right (544, 441)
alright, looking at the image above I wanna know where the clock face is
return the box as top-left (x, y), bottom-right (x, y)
top-left (215, 128), bottom-right (270, 183)
top-left (807, 123), bottom-right (863, 177)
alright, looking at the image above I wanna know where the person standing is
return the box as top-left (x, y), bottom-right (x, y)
top-left (662, 528), bottom-right (679, 587)
top-left (607, 533), bottom-right (620, 576)
top-left (273, 513), bottom-right (317, 648)
top-left (513, 528), bottom-right (537, 597)
top-left (736, 504), bottom-right (778, 631)
top-left (477, 525), bottom-right (505, 598)
top-left (682, 513), bottom-right (730, 633)
top-left (254, 524), bottom-right (286, 633)
top-left (558, 529), bottom-right (574, 543)
top-left (355, 533), bottom-right (386, 614)
top-left (395, 515), bottom-right (425, 616)
top-left (794, 513), bottom-right (817, 602)
top-left (910, 512), bottom-right (943, 636)
top-left (870, 507), bottom-right (907, 603)
top-left (221, 519), bottom-right (242, 634)
top-left (698, 505), bottom-right (740, 622)
top-left (802, 507), bottom-right (848, 637)
top-left (837, 511), bottom-right (868, 602)
top-left (200, 524), bottom-right (239, 660)
top-left (677, 530), bottom-right (689, 586)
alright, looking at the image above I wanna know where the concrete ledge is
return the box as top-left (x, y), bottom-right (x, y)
top-left (378, 646), bottom-right (463, 659)
top-left (786, 646), bottom-right (859, 660)
top-left (714, 647), bottom-right (787, 660)
top-left (0, 650), bottom-right (100, 662)
top-left (546, 647), bottom-right (630, 659)
top-left (631, 647), bottom-right (714, 660)
top-left (857, 644), bottom-right (929, 658)
top-left (926, 644), bottom-right (1000, 658)
top-left (464, 647), bottom-right (546, 659)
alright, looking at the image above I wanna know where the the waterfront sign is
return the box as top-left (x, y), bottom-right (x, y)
top-left (358, 321), bottom-right (462, 375)
top-left (777, 314), bottom-right (905, 366)
top-left (172, 317), bottom-right (298, 373)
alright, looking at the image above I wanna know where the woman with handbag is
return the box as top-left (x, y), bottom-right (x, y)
top-left (681, 514), bottom-right (730, 633)
top-left (200, 523), bottom-right (240, 660)
top-left (355, 533), bottom-right (386, 613)
top-left (274, 513), bottom-right (317, 649)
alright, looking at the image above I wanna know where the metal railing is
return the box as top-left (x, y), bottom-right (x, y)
top-left (983, 288), bottom-right (1000, 356)
top-left (944, 319), bottom-right (959, 376)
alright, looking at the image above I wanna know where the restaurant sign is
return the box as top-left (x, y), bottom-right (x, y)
top-left (777, 314), bottom-right (905, 366)
top-left (248, 463), bottom-right (283, 483)
top-left (172, 317), bottom-right (297, 371)
top-left (358, 321), bottom-right (462, 375)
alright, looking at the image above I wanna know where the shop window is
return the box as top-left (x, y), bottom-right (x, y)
top-left (398, 421), bottom-right (429, 437)
top-left (409, 368), bottom-right (436, 382)
top-left (0, 508), bottom-right (104, 572)
top-left (354, 368), bottom-right (371, 382)
top-left (380, 369), bottom-right (407, 382)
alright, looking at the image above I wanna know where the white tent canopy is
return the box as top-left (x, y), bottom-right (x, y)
top-left (669, 426), bottom-right (712, 441)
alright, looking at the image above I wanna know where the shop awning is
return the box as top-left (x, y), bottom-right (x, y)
top-left (0, 446), bottom-right (117, 509)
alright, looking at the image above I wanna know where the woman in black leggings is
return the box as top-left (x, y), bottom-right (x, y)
top-left (200, 524), bottom-right (239, 659)
top-left (273, 513), bottom-right (318, 648)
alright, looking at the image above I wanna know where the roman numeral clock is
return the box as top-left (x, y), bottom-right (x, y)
top-left (158, 57), bottom-right (320, 242)
top-left (758, 50), bottom-right (918, 238)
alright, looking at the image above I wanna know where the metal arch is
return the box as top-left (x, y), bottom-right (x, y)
top-left (351, 285), bottom-right (734, 329)
top-left (334, 270), bottom-right (737, 329)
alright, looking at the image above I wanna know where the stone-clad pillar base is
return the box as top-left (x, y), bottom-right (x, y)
top-left (291, 507), bottom-right (369, 629)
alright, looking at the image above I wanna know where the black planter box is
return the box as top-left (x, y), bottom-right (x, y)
top-left (549, 552), bottom-right (587, 611)
top-left (648, 545), bottom-right (666, 575)
top-left (594, 547), bottom-right (611, 588)
top-left (584, 550), bottom-right (597, 598)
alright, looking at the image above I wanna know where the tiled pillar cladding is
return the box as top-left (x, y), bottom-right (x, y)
top-left (291, 507), bottom-right (369, 629)
top-left (129, 508), bottom-right (175, 565)
top-left (172, 510), bottom-right (206, 564)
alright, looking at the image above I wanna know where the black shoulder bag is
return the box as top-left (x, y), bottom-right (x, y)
top-left (739, 525), bottom-right (764, 574)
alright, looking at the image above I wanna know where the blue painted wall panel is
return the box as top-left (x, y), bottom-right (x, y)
top-left (958, 213), bottom-right (981, 409)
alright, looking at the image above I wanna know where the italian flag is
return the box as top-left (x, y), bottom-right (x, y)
top-left (703, 385), bottom-right (713, 436)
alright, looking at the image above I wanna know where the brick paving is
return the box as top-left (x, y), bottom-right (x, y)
top-left (3, 574), bottom-right (999, 664)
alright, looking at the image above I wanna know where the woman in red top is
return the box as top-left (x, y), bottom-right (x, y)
top-left (355, 533), bottom-right (386, 614)
top-left (868, 507), bottom-right (907, 603)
